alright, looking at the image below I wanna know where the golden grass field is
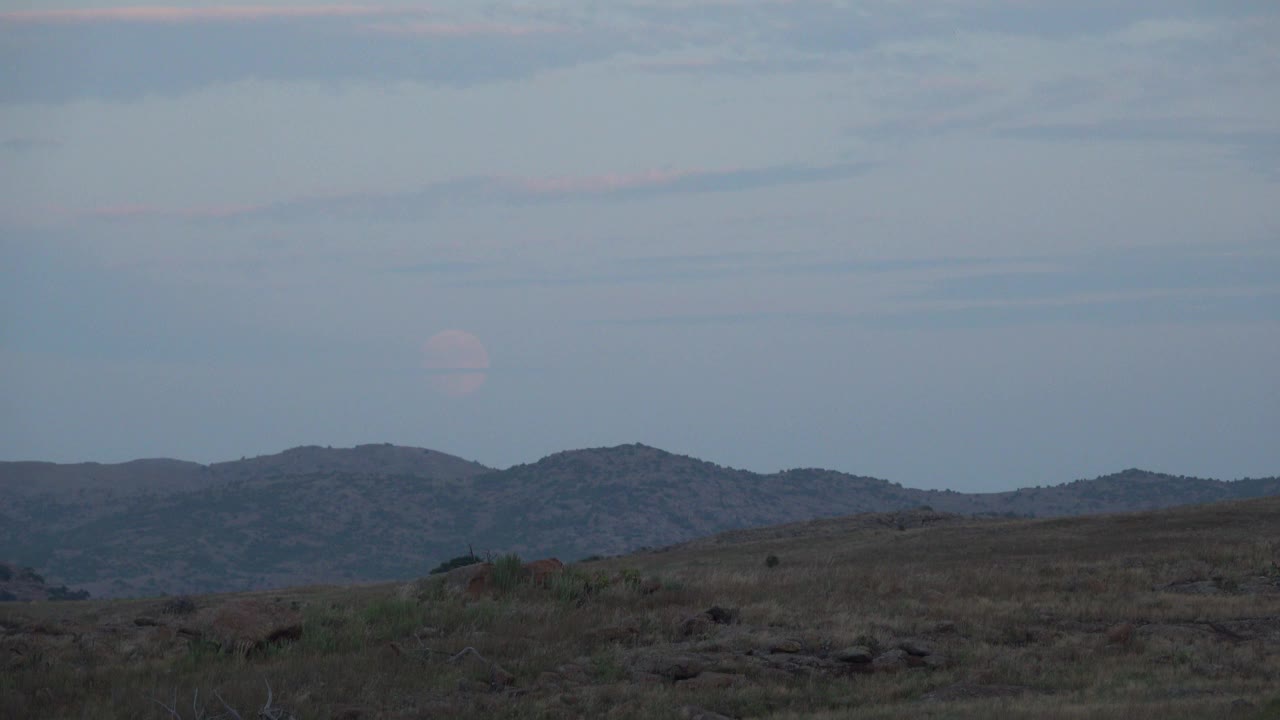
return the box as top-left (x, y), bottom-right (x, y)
top-left (3, 497), bottom-right (1279, 719)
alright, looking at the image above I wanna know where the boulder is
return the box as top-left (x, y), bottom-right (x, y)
top-left (871, 648), bottom-right (908, 673)
top-left (629, 652), bottom-right (707, 681)
top-left (676, 672), bottom-right (744, 690)
top-left (183, 599), bottom-right (302, 655)
top-left (898, 639), bottom-right (934, 657)
top-left (835, 646), bottom-right (873, 663)
top-left (524, 558), bottom-right (565, 586)
top-left (435, 563), bottom-right (496, 600)
top-left (769, 639), bottom-right (803, 654)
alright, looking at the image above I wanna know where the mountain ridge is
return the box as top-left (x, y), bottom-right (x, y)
top-left (2, 442), bottom-right (1277, 598)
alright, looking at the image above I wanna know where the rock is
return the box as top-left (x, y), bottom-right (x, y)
top-left (872, 648), bottom-right (908, 673)
top-left (933, 621), bottom-right (958, 634)
top-left (679, 706), bottom-right (737, 720)
top-left (535, 671), bottom-right (563, 688)
top-left (678, 614), bottom-right (714, 638)
top-left (1229, 699), bottom-right (1257, 715)
top-left (704, 606), bottom-right (740, 625)
top-left (133, 617), bottom-right (160, 627)
top-left (447, 563), bottom-right (497, 600)
top-left (898, 639), bottom-right (934, 657)
top-left (769, 639), bottom-right (803, 654)
top-left (922, 654), bottom-right (950, 669)
top-left (597, 620), bottom-right (642, 643)
top-left (835, 646), bottom-right (873, 663)
top-left (922, 682), bottom-right (1030, 702)
top-left (183, 599), bottom-right (302, 655)
top-left (630, 652), bottom-right (706, 680)
top-left (676, 672), bottom-right (744, 690)
top-left (448, 646), bottom-right (515, 689)
top-left (161, 596), bottom-right (197, 616)
top-left (1106, 623), bottom-right (1136, 645)
top-left (524, 558), bottom-right (565, 586)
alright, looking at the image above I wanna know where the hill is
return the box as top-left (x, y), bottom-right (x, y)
top-left (3, 497), bottom-right (1278, 719)
top-left (1, 443), bottom-right (1277, 598)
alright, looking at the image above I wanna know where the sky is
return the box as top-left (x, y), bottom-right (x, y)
top-left (1, 1), bottom-right (1278, 492)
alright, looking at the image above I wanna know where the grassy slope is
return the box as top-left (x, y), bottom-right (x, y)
top-left (3, 497), bottom-right (1279, 719)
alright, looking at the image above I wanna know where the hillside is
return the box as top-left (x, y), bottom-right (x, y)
top-left (1, 443), bottom-right (1277, 598)
top-left (3, 497), bottom-right (1278, 719)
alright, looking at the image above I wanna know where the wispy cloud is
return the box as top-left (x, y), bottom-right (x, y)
top-left (0, 6), bottom-right (641, 102)
top-left (0, 6), bottom-right (423, 24)
top-left (1, 136), bottom-right (61, 151)
top-left (57, 162), bottom-right (873, 224)
top-left (366, 21), bottom-right (569, 38)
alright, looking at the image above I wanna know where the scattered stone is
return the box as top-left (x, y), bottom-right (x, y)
top-left (898, 639), bottom-right (934, 657)
top-left (598, 620), bottom-right (642, 643)
top-left (679, 706), bottom-right (737, 720)
top-left (921, 682), bottom-right (1031, 702)
top-left (679, 614), bottom-right (714, 638)
top-left (704, 606), bottom-right (740, 625)
top-left (676, 672), bottom-right (744, 690)
top-left (448, 646), bottom-right (515, 689)
top-left (630, 652), bottom-right (706, 681)
top-left (331, 706), bottom-right (366, 720)
top-left (1229, 699), bottom-right (1257, 715)
top-left (835, 646), bottom-right (874, 663)
top-left (922, 654), bottom-right (950, 669)
top-left (1106, 623), bottom-right (1135, 645)
top-left (872, 648), bottom-right (909, 673)
top-left (769, 639), bottom-right (803, 654)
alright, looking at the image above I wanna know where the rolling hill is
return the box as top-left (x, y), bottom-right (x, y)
top-left (1, 443), bottom-right (1276, 598)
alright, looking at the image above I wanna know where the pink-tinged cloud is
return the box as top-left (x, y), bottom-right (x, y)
top-left (0, 5), bottom-right (425, 25)
top-left (366, 21), bottom-right (568, 38)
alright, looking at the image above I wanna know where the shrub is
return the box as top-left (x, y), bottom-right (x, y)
top-left (765, 554), bottom-right (781, 568)
top-left (491, 553), bottom-right (525, 595)
top-left (617, 567), bottom-right (642, 589)
top-left (46, 586), bottom-right (90, 601)
top-left (162, 596), bottom-right (197, 616)
top-left (17, 568), bottom-right (43, 584)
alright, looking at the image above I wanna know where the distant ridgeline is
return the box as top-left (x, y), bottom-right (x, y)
top-left (1, 443), bottom-right (1277, 598)
top-left (0, 562), bottom-right (90, 602)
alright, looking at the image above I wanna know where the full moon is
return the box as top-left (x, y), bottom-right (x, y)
top-left (422, 330), bottom-right (490, 396)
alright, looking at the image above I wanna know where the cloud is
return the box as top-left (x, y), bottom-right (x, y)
top-left (1, 136), bottom-right (60, 151)
top-left (366, 21), bottom-right (569, 38)
top-left (601, 244), bottom-right (1280, 328)
top-left (58, 162), bottom-right (874, 224)
top-left (0, 6), bottom-right (422, 24)
top-left (0, 7), bottom-right (644, 102)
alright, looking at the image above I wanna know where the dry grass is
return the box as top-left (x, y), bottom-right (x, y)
top-left (3, 498), bottom-right (1280, 719)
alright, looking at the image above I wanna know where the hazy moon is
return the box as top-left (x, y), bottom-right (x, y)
top-left (423, 330), bottom-right (490, 396)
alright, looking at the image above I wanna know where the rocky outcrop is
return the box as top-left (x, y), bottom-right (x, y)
top-left (179, 599), bottom-right (302, 655)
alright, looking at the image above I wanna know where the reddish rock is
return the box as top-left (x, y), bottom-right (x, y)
top-left (524, 558), bottom-right (565, 586)
top-left (185, 599), bottom-right (302, 655)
